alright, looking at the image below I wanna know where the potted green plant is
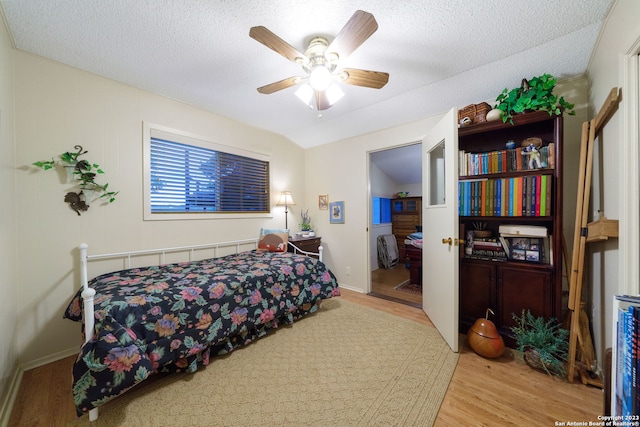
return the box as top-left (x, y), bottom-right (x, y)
top-left (510, 309), bottom-right (569, 377)
top-left (300, 209), bottom-right (312, 232)
top-left (494, 74), bottom-right (575, 124)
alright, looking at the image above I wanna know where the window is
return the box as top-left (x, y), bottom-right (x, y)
top-left (144, 124), bottom-right (270, 219)
top-left (372, 196), bottom-right (391, 225)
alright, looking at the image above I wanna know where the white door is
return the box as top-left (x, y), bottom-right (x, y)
top-left (422, 108), bottom-right (459, 352)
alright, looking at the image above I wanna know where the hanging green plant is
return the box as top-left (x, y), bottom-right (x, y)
top-left (33, 145), bottom-right (119, 215)
top-left (494, 74), bottom-right (575, 124)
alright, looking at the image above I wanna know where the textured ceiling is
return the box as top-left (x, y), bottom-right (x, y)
top-left (1, 0), bottom-right (613, 150)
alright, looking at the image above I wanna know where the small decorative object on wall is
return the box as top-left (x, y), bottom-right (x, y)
top-left (329, 201), bottom-right (344, 224)
top-left (318, 194), bottom-right (328, 210)
top-left (32, 145), bottom-right (119, 216)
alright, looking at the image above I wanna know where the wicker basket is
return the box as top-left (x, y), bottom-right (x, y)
top-left (473, 230), bottom-right (492, 238)
top-left (458, 102), bottom-right (492, 126)
top-left (474, 102), bottom-right (491, 123)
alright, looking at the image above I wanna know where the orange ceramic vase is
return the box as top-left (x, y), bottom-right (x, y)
top-left (468, 308), bottom-right (505, 359)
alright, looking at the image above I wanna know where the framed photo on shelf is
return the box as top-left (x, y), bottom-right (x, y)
top-left (319, 194), bottom-right (328, 210)
top-left (506, 237), bottom-right (542, 263)
top-left (329, 201), bottom-right (344, 224)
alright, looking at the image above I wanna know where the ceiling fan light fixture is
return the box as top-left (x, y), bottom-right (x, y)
top-left (250, 10), bottom-right (387, 108)
top-left (295, 84), bottom-right (314, 107)
top-left (325, 84), bottom-right (344, 106)
top-left (309, 66), bottom-right (333, 91)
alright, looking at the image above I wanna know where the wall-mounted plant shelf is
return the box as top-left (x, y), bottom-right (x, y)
top-left (33, 145), bottom-right (118, 215)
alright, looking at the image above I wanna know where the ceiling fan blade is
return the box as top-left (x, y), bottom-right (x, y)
top-left (315, 90), bottom-right (332, 111)
top-left (340, 68), bottom-right (389, 89)
top-left (249, 26), bottom-right (307, 64)
top-left (326, 10), bottom-right (378, 60)
top-left (257, 76), bottom-right (301, 94)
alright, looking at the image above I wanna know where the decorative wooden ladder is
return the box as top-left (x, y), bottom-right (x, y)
top-left (566, 87), bottom-right (621, 386)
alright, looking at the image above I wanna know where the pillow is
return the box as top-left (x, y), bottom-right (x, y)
top-left (258, 228), bottom-right (289, 252)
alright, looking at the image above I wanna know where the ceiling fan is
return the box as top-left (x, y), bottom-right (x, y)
top-left (249, 10), bottom-right (389, 111)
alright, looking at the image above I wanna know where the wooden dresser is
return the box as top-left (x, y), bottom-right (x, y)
top-left (391, 196), bottom-right (422, 258)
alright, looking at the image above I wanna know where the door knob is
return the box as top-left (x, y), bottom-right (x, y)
top-left (442, 237), bottom-right (462, 246)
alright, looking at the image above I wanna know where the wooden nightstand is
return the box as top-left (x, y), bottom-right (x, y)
top-left (288, 236), bottom-right (321, 258)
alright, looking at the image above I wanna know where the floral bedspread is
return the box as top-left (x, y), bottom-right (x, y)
top-left (64, 250), bottom-right (340, 416)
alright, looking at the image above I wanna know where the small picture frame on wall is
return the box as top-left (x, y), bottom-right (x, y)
top-left (319, 194), bottom-right (328, 210)
top-left (329, 201), bottom-right (344, 224)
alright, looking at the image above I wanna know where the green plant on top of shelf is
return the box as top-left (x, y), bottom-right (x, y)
top-left (494, 74), bottom-right (575, 124)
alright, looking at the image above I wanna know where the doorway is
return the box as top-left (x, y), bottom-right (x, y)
top-left (368, 143), bottom-right (422, 307)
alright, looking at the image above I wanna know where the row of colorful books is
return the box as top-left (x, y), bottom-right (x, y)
top-left (458, 175), bottom-right (552, 217)
top-left (459, 143), bottom-right (555, 177)
top-left (615, 295), bottom-right (640, 417)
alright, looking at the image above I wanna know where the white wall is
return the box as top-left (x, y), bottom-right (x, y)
top-left (13, 51), bottom-right (307, 367)
top-left (0, 12), bottom-right (18, 423)
top-left (586, 0), bottom-right (640, 364)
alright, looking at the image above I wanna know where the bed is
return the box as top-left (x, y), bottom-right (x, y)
top-left (64, 237), bottom-right (340, 420)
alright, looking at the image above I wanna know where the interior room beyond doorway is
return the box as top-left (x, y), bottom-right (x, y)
top-left (369, 143), bottom-right (422, 307)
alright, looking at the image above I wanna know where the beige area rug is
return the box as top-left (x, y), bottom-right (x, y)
top-left (69, 298), bottom-right (459, 427)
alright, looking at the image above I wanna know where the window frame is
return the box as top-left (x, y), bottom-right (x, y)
top-left (371, 196), bottom-right (392, 226)
top-left (143, 122), bottom-right (272, 221)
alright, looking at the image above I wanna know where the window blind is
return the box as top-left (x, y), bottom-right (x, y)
top-left (150, 137), bottom-right (269, 213)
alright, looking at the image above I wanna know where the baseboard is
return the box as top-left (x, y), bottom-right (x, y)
top-left (0, 367), bottom-right (23, 427)
top-left (20, 347), bottom-right (78, 372)
top-left (337, 284), bottom-right (364, 293)
top-left (0, 347), bottom-right (78, 426)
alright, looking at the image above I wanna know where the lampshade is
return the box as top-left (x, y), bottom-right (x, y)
top-left (295, 84), bottom-right (314, 106)
top-left (277, 191), bottom-right (295, 206)
top-left (295, 83), bottom-right (344, 108)
top-left (325, 84), bottom-right (344, 105)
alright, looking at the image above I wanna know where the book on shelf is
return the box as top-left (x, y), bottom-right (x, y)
top-left (498, 224), bottom-right (548, 237)
top-left (458, 143), bottom-right (555, 177)
top-left (458, 175), bottom-right (551, 217)
top-left (463, 236), bottom-right (509, 262)
top-left (614, 296), bottom-right (640, 416)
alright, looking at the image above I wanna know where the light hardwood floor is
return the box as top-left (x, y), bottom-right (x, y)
top-left (370, 263), bottom-right (422, 307)
top-left (8, 289), bottom-right (604, 426)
